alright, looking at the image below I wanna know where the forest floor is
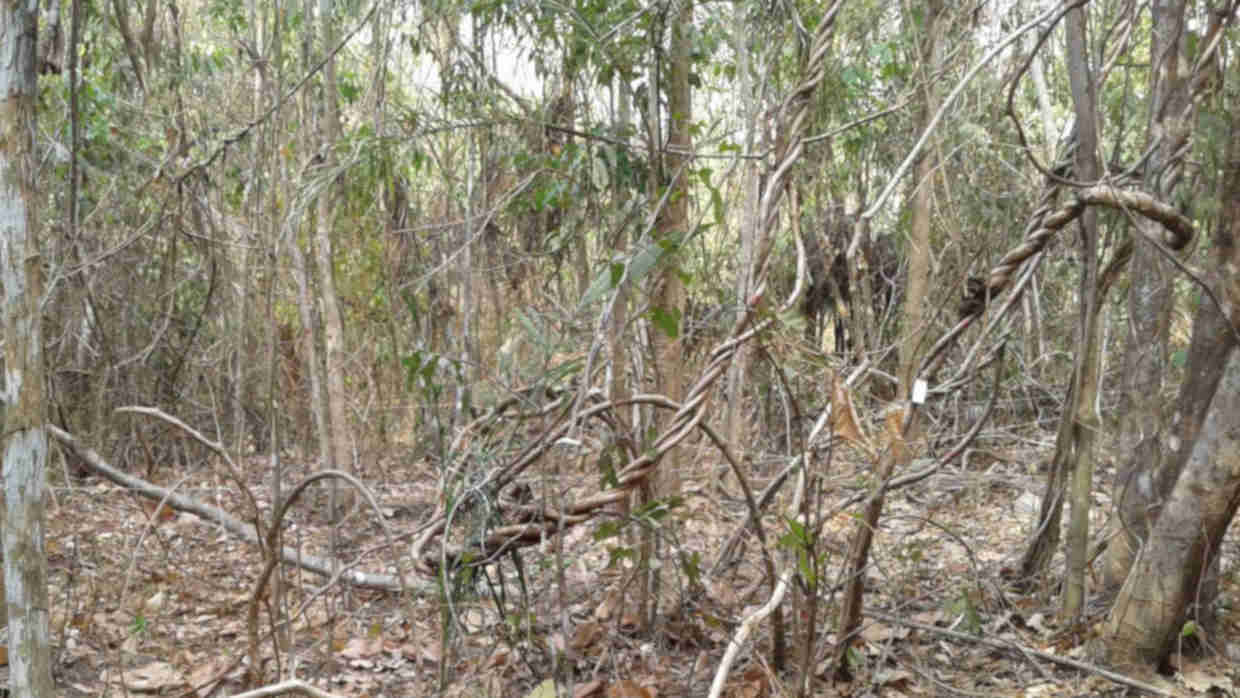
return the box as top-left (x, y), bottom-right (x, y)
top-left (40, 423), bottom-right (1240, 697)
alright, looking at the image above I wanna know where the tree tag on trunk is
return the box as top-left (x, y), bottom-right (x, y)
top-left (912, 379), bottom-right (927, 404)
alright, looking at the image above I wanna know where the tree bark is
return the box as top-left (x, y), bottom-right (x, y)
top-left (724, 0), bottom-right (762, 453)
top-left (639, 0), bottom-right (692, 632)
top-left (1104, 346), bottom-right (1240, 668)
top-left (1104, 55), bottom-right (1240, 668)
top-left (898, 0), bottom-right (942, 401)
top-left (0, 0), bottom-right (55, 690)
top-left (653, 0), bottom-right (691, 496)
top-left (1060, 0), bottom-right (1103, 622)
top-left (1107, 0), bottom-right (1190, 588)
top-left (313, 0), bottom-right (354, 519)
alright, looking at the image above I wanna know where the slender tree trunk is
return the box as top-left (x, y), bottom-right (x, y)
top-left (898, 0), bottom-right (942, 401)
top-left (654, 0), bottom-right (691, 497)
top-left (606, 78), bottom-right (634, 529)
top-left (313, 0), bottom-right (354, 519)
top-left (725, 0), bottom-right (761, 457)
top-left (0, 0), bottom-right (54, 689)
top-left (638, 0), bottom-right (692, 632)
top-left (1060, 0), bottom-right (1103, 622)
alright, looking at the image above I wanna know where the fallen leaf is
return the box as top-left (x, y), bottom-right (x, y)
top-left (121, 660), bottom-right (184, 692)
top-left (570, 622), bottom-right (604, 651)
top-left (574, 679), bottom-right (604, 697)
top-left (339, 634), bottom-right (384, 659)
top-left (606, 679), bottom-right (653, 698)
top-left (524, 678), bottom-right (558, 698)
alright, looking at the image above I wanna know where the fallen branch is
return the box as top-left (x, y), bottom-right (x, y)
top-left (864, 610), bottom-right (1170, 696)
top-left (229, 679), bottom-right (347, 697)
top-left (48, 425), bottom-right (428, 592)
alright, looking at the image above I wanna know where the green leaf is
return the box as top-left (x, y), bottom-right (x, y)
top-left (681, 551), bottom-right (702, 586)
top-left (594, 521), bottom-right (623, 540)
top-left (649, 306), bottom-right (681, 339)
top-left (779, 516), bottom-right (810, 549)
top-left (797, 550), bottom-right (816, 586)
top-left (605, 545), bottom-right (636, 567)
top-left (1171, 349), bottom-right (1187, 369)
top-left (633, 495), bottom-right (682, 521)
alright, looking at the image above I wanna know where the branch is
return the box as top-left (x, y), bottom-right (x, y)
top-left (859, 3), bottom-right (1066, 227)
top-left (47, 425), bottom-right (427, 593)
top-left (229, 679), bottom-right (348, 698)
top-left (864, 610), bottom-right (1171, 696)
top-left (708, 465), bottom-right (807, 698)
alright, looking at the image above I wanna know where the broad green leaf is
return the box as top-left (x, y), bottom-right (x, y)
top-left (650, 306), bottom-right (680, 339)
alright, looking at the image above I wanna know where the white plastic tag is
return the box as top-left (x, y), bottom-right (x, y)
top-left (912, 379), bottom-right (928, 405)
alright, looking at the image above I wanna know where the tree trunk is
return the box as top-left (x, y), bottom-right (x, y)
top-left (1104, 57), bottom-right (1240, 668)
top-left (1060, 0), bottom-right (1103, 622)
top-left (1107, 0), bottom-right (1190, 588)
top-left (653, 0), bottom-right (691, 497)
top-left (639, 0), bottom-right (692, 631)
top-left (898, 0), bottom-right (942, 401)
top-left (0, 0), bottom-right (55, 689)
top-left (313, 0), bottom-right (354, 519)
top-left (724, 0), bottom-right (762, 454)
top-left (1103, 345), bottom-right (1240, 669)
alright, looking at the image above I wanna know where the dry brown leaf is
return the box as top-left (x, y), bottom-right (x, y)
top-left (606, 678), bottom-right (653, 698)
top-left (618, 614), bottom-right (641, 634)
top-left (121, 660), bottom-right (185, 692)
top-left (860, 621), bottom-right (908, 644)
top-left (830, 376), bottom-right (869, 451)
top-left (141, 500), bottom-right (177, 522)
top-left (573, 679), bottom-right (604, 697)
top-left (185, 656), bottom-right (231, 693)
top-left (484, 648), bottom-right (510, 669)
top-left (570, 621), bottom-right (604, 651)
top-left (595, 588), bottom-right (622, 621)
top-left (733, 677), bottom-right (764, 698)
top-left (339, 634), bottom-right (384, 659)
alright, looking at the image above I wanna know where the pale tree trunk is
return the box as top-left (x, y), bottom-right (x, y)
top-left (289, 231), bottom-right (329, 477)
top-left (724, 0), bottom-right (762, 455)
top-left (259, 0), bottom-right (290, 649)
top-left (898, 0), bottom-right (941, 401)
top-left (1021, 11), bottom-right (1055, 374)
top-left (313, 0), bottom-right (354, 519)
top-left (233, 0), bottom-right (262, 453)
top-left (1060, 0), bottom-right (1103, 621)
top-left (1107, 0), bottom-right (1190, 587)
top-left (0, 0), bottom-right (54, 690)
top-left (288, 0), bottom-right (336, 513)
